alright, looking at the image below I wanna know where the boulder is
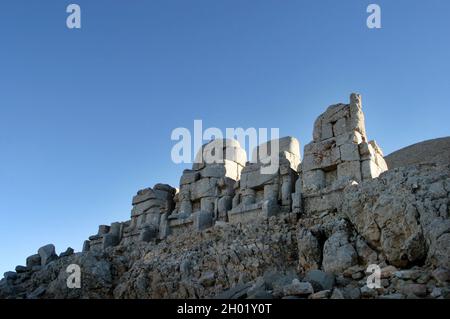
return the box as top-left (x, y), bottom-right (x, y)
top-left (15, 266), bottom-right (28, 273)
top-left (38, 244), bottom-right (57, 266)
top-left (4, 272), bottom-right (17, 281)
top-left (322, 231), bottom-right (357, 273)
top-left (193, 211), bottom-right (213, 231)
top-left (304, 270), bottom-right (335, 291)
top-left (26, 254), bottom-right (41, 268)
top-left (59, 247), bottom-right (74, 258)
top-left (282, 279), bottom-right (314, 296)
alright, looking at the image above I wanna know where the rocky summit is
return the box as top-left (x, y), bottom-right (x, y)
top-left (1, 93), bottom-right (449, 299)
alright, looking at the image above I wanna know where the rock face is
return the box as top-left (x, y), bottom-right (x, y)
top-left (1, 93), bottom-right (449, 299)
top-left (343, 163), bottom-right (450, 269)
top-left (385, 137), bottom-right (450, 169)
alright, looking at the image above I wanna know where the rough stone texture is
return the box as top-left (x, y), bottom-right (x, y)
top-left (1, 93), bottom-right (449, 300)
top-left (230, 137), bottom-right (300, 223)
top-left (343, 163), bottom-right (450, 269)
top-left (301, 93), bottom-right (388, 217)
top-left (38, 244), bottom-right (57, 266)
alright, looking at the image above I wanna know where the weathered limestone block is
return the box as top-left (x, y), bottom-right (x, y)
top-left (340, 143), bottom-right (360, 162)
top-left (336, 131), bottom-right (364, 146)
top-left (139, 225), bottom-right (158, 242)
top-left (358, 142), bottom-right (375, 160)
top-left (251, 136), bottom-right (300, 164)
top-left (375, 153), bottom-right (388, 172)
top-left (262, 199), bottom-right (280, 217)
top-left (217, 195), bottom-right (232, 221)
top-left (232, 192), bottom-right (240, 208)
top-left (200, 197), bottom-right (215, 214)
top-left (369, 140), bottom-right (384, 156)
top-left (190, 177), bottom-right (219, 200)
top-left (333, 117), bottom-right (348, 136)
top-left (349, 93), bottom-right (367, 138)
top-left (240, 162), bottom-right (276, 189)
top-left (26, 254), bottom-right (41, 269)
top-left (82, 240), bottom-right (90, 252)
top-left (178, 187), bottom-right (192, 214)
top-left (264, 184), bottom-right (278, 201)
top-left (102, 233), bottom-right (119, 250)
top-left (302, 139), bottom-right (340, 171)
top-left (158, 213), bottom-right (170, 239)
top-left (313, 116), bottom-right (323, 142)
top-left (242, 188), bottom-right (256, 205)
top-left (322, 122), bottom-right (333, 140)
top-left (303, 191), bottom-right (344, 215)
top-left (193, 211), bottom-right (213, 231)
top-left (281, 174), bottom-right (294, 206)
top-left (297, 228), bottom-right (321, 271)
top-left (98, 225), bottom-right (110, 235)
top-left (361, 159), bottom-right (382, 180)
top-left (180, 170), bottom-right (200, 185)
top-left (323, 103), bottom-right (349, 123)
top-left (302, 170), bottom-right (325, 192)
top-left (193, 138), bottom-right (246, 168)
top-left (292, 175), bottom-right (303, 214)
top-left (337, 161), bottom-right (361, 183)
top-left (38, 244), bottom-right (57, 266)
top-left (322, 230), bottom-right (358, 274)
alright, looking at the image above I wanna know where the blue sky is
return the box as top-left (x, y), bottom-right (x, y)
top-left (0, 0), bottom-right (449, 275)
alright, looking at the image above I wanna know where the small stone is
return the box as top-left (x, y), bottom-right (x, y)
top-left (400, 283), bottom-right (427, 297)
top-left (27, 286), bottom-right (46, 299)
top-left (431, 287), bottom-right (442, 298)
top-left (308, 290), bottom-right (331, 299)
top-left (303, 270), bottom-right (335, 291)
top-left (31, 265), bottom-right (42, 272)
top-left (4, 272), bottom-right (17, 281)
top-left (330, 288), bottom-right (345, 299)
top-left (102, 233), bottom-right (119, 249)
top-left (416, 273), bottom-right (430, 284)
top-left (199, 271), bottom-right (216, 287)
top-left (432, 267), bottom-right (450, 284)
top-left (59, 247), bottom-right (74, 258)
top-left (82, 240), bottom-right (90, 252)
top-left (394, 270), bottom-right (421, 280)
top-left (352, 272), bottom-right (364, 280)
top-left (360, 285), bottom-right (377, 298)
top-left (378, 293), bottom-right (405, 299)
top-left (342, 286), bottom-right (361, 299)
top-left (283, 279), bottom-right (314, 296)
top-left (381, 265), bottom-right (398, 279)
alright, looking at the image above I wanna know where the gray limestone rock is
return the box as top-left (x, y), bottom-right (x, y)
top-left (38, 244), bottom-right (57, 266)
top-left (193, 210), bottom-right (214, 231)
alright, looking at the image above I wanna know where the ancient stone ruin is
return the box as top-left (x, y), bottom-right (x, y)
top-left (79, 93), bottom-right (387, 253)
top-left (300, 93), bottom-right (388, 216)
top-left (2, 93), bottom-right (449, 300)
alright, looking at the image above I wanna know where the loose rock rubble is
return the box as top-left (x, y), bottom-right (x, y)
top-left (1, 93), bottom-right (449, 299)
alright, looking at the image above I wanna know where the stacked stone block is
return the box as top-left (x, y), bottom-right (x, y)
top-left (162, 139), bottom-right (247, 236)
top-left (300, 93), bottom-right (388, 215)
top-left (228, 137), bottom-right (300, 223)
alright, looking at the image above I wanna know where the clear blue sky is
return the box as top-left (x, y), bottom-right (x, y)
top-left (0, 0), bottom-right (449, 275)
